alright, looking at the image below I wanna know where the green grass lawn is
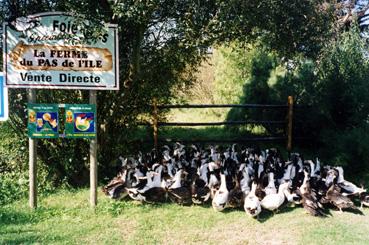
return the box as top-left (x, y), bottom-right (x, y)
top-left (1, 189), bottom-right (369, 245)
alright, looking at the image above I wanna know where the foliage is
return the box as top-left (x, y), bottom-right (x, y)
top-left (1, 0), bottom-right (219, 186)
top-left (0, 0), bottom-right (355, 196)
top-left (225, 47), bottom-right (279, 133)
top-left (213, 0), bottom-right (334, 58)
top-left (213, 44), bottom-right (254, 104)
top-left (218, 27), bottom-right (369, 172)
top-left (0, 122), bottom-right (56, 205)
top-left (321, 125), bottom-right (369, 176)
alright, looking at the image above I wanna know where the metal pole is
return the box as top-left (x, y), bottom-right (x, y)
top-left (153, 98), bottom-right (158, 151)
top-left (89, 91), bottom-right (97, 207)
top-left (287, 96), bottom-right (294, 152)
top-left (28, 89), bottom-right (37, 209)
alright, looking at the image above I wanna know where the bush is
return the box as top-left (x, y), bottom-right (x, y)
top-left (0, 122), bottom-right (56, 205)
top-left (321, 125), bottom-right (369, 177)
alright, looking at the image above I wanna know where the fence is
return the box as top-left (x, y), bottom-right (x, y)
top-left (146, 96), bottom-right (303, 151)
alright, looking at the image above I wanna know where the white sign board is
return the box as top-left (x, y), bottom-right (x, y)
top-left (3, 12), bottom-right (119, 90)
top-left (0, 72), bottom-right (9, 121)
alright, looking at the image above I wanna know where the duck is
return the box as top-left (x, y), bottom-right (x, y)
top-left (102, 170), bottom-right (127, 199)
top-left (264, 172), bottom-right (277, 195)
top-left (212, 172), bottom-right (229, 212)
top-left (298, 170), bottom-right (326, 217)
top-left (244, 181), bottom-right (262, 218)
top-left (208, 161), bottom-right (220, 198)
top-left (335, 167), bottom-right (366, 196)
top-left (239, 164), bottom-right (251, 195)
top-left (191, 175), bottom-right (211, 204)
top-left (168, 169), bottom-right (192, 205)
top-left (227, 176), bottom-right (244, 209)
top-left (261, 181), bottom-right (290, 213)
top-left (360, 192), bottom-right (369, 209)
top-left (279, 163), bottom-right (293, 184)
top-left (325, 184), bottom-right (359, 213)
top-left (126, 171), bottom-right (167, 203)
top-left (191, 163), bottom-right (211, 204)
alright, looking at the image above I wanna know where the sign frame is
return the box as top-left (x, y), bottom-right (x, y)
top-left (0, 72), bottom-right (9, 121)
top-left (3, 12), bottom-right (119, 90)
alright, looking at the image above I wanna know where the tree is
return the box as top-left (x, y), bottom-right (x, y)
top-left (0, 0), bottom-right (338, 185)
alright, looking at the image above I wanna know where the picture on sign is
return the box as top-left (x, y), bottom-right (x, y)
top-left (0, 72), bottom-right (9, 121)
top-left (65, 104), bottom-right (96, 138)
top-left (3, 12), bottom-right (119, 90)
top-left (28, 104), bottom-right (59, 138)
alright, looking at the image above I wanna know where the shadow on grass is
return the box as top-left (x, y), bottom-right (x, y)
top-left (0, 233), bottom-right (63, 245)
top-left (0, 208), bottom-right (39, 226)
top-left (0, 207), bottom-right (63, 245)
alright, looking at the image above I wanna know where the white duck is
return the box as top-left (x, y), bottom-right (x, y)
top-left (199, 162), bottom-right (209, 184)
top-left (261, 182), bottom-right (290, 213)
top-left (168, 169), bottom-right (192, 205)
top-left (239, 164), bottom-right (251, 195)
top-left (264, 172), bottom-right (277, 195)
top-left (212, 173), bottom-right (229, 212)
top-left (279, 163), bottom-right (293, 184)
top-left (208, 161), bottom-right (220, 197)
top-left (335, 167), bottom-right (366, 196)
top-left (244, 182), bottom-right (262, 218)
top-left (306, 159), bottom-right (320, 178)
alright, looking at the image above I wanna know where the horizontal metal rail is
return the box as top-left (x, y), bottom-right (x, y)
top-left (158, 120), bottom-right (285, 126)
top-left (137, 120), bottom-right (286, 126)
top-left (156, 137), bottom-right (288, 144)
top-left (133, 136), bottom-right (311, 144)
top-left (158, 104), bottom-right (288, 109)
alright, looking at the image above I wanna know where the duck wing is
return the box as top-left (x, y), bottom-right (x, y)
top-left (360, 192), bottom-right (369, 207)
top-left (244, 195), bottom-right (261, 217)
top-left (328, 189), bottom-right (358, 211)
top-left (191, 186), bottom-right (211, 205)
top-left (302, 192), bottom-right (326, 217)
top-left (227, 188), bottom-right (245, 208)
top-left (141, 187), bottom-right (168, 203)
top-left (338, 181), bottom-right (366, 196)
top-left (168, 187), bottom-right (192, 205)
top-left (212, 189), bottom-right (229, 211)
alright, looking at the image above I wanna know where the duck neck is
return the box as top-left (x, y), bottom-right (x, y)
top-left (278, 183), bottom-right (288, 195)
top-left (219, 173), bottom-right (227, 192)
top-left (297, 158), bottom-right (303, 171)
top-left (153, 166), bottom-right (163, 186)
top-left (146, 172), bottom-right (154, 187)
top-left (267, 172), bottom-right (275, 187)
top-left (200, 164), bottom-right (208, 183)
top-left (257, 163), bottom-right (264, 179)
top-left (315, 159), bottom-right (320, 173)
top-left (283, 165), bottom-right (292, 180)
top-left (336, 168), bottom-right (345, 183)
top-left (309, 161), bottom-right (315, 177)
top-left (171, 170), bottom-right (183, 189)
top-left (250, 182), bottom-right (257, 195)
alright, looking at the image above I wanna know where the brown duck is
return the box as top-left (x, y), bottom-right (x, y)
top-left (299, 170), bottom-right (326, 217)
top-left (325, 184), bottom-right (358, 212)
top-left (168, 169), bottom-right (192, 205)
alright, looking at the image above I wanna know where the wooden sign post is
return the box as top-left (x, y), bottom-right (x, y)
top-left (287, 96), bottom-right (294, 152)
top-left (28, 89), bottom-right (37, 209)
top-left (89, 91), bottom-right (97, 207)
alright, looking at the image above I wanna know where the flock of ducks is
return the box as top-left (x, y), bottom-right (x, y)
top-left (102, 143), bottom-right (369, 218)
